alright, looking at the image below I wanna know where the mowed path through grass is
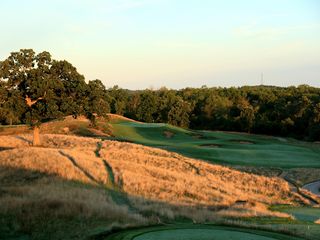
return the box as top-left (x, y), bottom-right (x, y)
top-left (106, 225), bottom-right (302, 240)
top-left (110, 121), bottom-right (320, 168)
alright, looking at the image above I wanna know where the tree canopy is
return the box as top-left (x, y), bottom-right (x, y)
top-left (0, 49), bottom-right (107, 144)
top-left (1, 49), bottom-right (319, 142)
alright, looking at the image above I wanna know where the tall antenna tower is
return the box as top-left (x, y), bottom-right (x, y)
top-left (260, 72), bottom-right (264, 85)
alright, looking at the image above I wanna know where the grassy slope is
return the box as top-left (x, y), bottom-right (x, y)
top-left (1, 117), bottom-right (320, 239)
top-left (1, 134), bottom-right (319, 239)
top-left (110, 121), bottom-right (320, 168)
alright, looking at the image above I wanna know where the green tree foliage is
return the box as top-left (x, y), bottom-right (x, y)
top-left (115, 85), bottom-right (319, 141)
top-left (108, 85), bottom-right (128, 115)
top-left (0, 49), bottom-right (100, 145)
top-left (135, 90), bottom-right (158, 122)
top-left (1, 49), bottom-right (319, 141)
top-left (167, 97), bottom-right (191, 128)
top-left (85, 79), bottom-right (110, 125)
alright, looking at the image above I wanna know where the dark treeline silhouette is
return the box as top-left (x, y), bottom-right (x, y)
top-left (1, 49), bottom-right (319, 141)
top-left (106, 85), bottom-right (320, 141)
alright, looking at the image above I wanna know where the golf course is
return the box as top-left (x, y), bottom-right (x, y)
top-left (108, 119), bottom-right (320, 168)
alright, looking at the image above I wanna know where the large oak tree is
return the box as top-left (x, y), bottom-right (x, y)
top-left (0, 49), bottom-right (88, 145)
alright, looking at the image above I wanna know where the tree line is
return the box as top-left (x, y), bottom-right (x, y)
top-left (106, 85), bottom-right (320, 141)
top-left (1, 49), bottom-right (319, 142)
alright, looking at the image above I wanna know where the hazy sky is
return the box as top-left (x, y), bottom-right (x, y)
top-left (1, 0), bottom-right (319, 89)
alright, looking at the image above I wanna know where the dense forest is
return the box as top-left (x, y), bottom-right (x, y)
top-left (106, 85), bottom-right (320, 141)
top-left (1, 49), bottom-right (319, 141)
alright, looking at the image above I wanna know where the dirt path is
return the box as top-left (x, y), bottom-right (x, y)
top-left (303, 180), bottom-right (320, 196)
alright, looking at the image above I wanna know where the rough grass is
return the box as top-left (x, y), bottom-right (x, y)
top-left (0, 176), bottom-right (147, 239)
top-left (0, 117), bottom-right (319, 238)
top-left (99, 140), bottom-right (307, 208)
top-left (1, 133), bottom-right (320, 239)
top-left (0, 134), bottom-right (308, 219)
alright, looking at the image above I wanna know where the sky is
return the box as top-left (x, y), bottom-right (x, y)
top-left (1, 0), bottom-right (319, 89)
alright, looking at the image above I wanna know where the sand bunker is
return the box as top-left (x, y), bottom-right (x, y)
top-left (163, 131), bottom-right (175, 138)
top-left (229, 139), bottom-right (255, 144)
top-left (199, 143), bottom-right (222, 148)
top-left (189, 133), bottom-right (217, 140)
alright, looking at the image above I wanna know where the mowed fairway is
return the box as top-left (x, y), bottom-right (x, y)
top-left (106, 225), bottom-right (302, 240)
top-left (110, 120), bottom-right (320, 168)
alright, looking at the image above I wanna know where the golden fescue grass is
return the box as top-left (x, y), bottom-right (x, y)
top-left (1, 134), bottom-right (100, 149)
top-left (61, 149), bottom-right (112, 185)
top-left (106, 113), bottom-right (139, 123)
top-left (0, 177), bottom-right (144, 223)
top-left (0, 148), bottom-right (91, 184)
top-left (216, 201), bottom-right (292, 219)
top-left (0, 115), bottom-right (104, 137)
top-left (0, 172), bottom-right (147, 238)
top-left (0, 135), bottom-right (31, 147)
top-left (0, 125), bottom-right (31, 136)
top-left (0, 134), bottom-right (312, 221)
top-left (99, 140), bottom-right (304, 208)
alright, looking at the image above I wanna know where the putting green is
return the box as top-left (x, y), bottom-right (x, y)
top-left (106, 225), bottom-right (301, 240)
top-left (109, 121), bottom-right (320, 168)
top-left (135, 229), bottom-right (276, 240)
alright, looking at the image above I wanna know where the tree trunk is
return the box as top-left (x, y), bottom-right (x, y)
top-left (33, 126), bottom-right (40, 146)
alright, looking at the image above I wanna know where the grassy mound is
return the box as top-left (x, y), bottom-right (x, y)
top-left (0, 134), bottom-right (319, 239)
top-left (0, 134), bottom-right (305, 210)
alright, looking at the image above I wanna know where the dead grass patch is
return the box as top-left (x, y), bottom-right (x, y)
top-left (99, 140), bottom-right (305, 208)
top-left (0, 134), bottom-right (312, 224)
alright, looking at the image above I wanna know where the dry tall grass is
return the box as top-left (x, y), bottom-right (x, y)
top-left (0, 170), bottom-right (147, 238)
top-left (99, 140), bottom-right (305, 207)
top-left (0, 134), bottom-right (313, 222)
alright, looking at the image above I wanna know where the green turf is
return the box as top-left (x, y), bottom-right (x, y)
top-left (272, 206), bottom-right (320, 222)
top-left (109, 121), bottom-right (320, 168)
top-left (106, 225), bottom-right (302, 240)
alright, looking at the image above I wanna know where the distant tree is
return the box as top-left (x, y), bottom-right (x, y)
top-left (0, 49), bottom-right (88, 145)
top-left (135, 90), bottom-right (158, 122)
top-left (85, 79), bottom-right (110, 125)
top-left (232, 97), bottom-right (257, 133)
top-left (126, 92), bottom-right (140, 119)
top-left (201, 92), bottom-right (232, 129)
top-left (108, 85), bottom-right (128, 115)
top-left (156, 88), bottom-right (178, 123)
top-left (168, 97), bottom-right (191, 127)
